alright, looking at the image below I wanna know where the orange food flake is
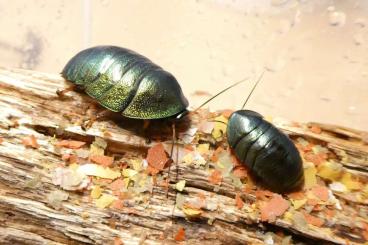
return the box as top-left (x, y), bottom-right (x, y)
top-left (210, 146), bottom-right (224, 162)
top-left (184, 144), bottom-right (194, 151)
top-left (208, 169), bottom-right (222, 185)
top-left (307, 198), bottom-right (319, 206)
top-left (288, 191), bottom-right (305, 200)
top-left (61, 154), bottom-right (78, 164)
top-left (303, 212), bottom-right (324, 227)
top-left (0, 138), bottom-right (3, 144)
top-left (230, 153), bottom-right (243, 167)
top-left (255, 190), bottom-right (274, 200)
top-left (22, 135), bottom-right (39, 149)
top-left (174, 227), bottom-right (185, 241)
top-left (103, 131), bottom-right (112, 137)
top-left (310, 125), bottom-right (322, 134)
top-left (260, 194), bottom-right (289, 222)
top-left (311, 185), bottom-right (329, 202)
top-left (232, 166), bottom-right (248, 179)
top-left (296, 142), bottom-right (313, 152)
top-left (304, 153), bottom-right (327, 166)
top-left (183, 201), bottom-right (204, 210)
top-left (90, 155), bottom-right (114, 167)
top-left (324, 208), bottom-right (335, 218)
top-left (197, 193), bottom-right (207, 203)
top-left (362, 223), bottom-right (368, 240)
top-left (146, 165), bottom-right (160, 177)
top-left (146, 143), bottom-right (169, 172)
top-left (221, 109), bottom-right (234, 118)
top-left (56, 140), bottom-right (86, 149)
top-left (243, 184), bottom-right (253, 194)
top-left (235, 193), bottom-right (244, 209)
top-left (111, 200), bottom-right (124, 210)
top-left (109, 179), bottom-right (124, 191)
top-left (114, 237), bottom-right (124, 245)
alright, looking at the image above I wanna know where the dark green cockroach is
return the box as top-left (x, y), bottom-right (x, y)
top-left (227, 110), bottom-right (304, 193)
top-left (61, 46), bottom-right (188, 119)
top-left (225, 74), bottom-right (304, 193)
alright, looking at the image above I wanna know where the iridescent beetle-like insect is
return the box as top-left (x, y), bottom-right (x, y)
top-left (60, 45), bottom-right (188, 120)
top-left (226, 74), bottom-right (304, 193)
top-left (60, 46), bottom-right (191, 197)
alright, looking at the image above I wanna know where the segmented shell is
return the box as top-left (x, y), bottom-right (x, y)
top-left (227, 110), bottom-right (304, 193)
top-left (62, 46), bottom-right (188, 119)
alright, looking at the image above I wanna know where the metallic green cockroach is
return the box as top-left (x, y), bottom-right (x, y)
top-left (61, 46), bottom-right (188, 119)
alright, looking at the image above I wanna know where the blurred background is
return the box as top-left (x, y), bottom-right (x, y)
top-left (0, 0), bottom-right (367, 130)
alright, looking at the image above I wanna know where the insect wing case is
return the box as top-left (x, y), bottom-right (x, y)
top-left (227, 110), bottom-right (304, 192)
top-left (62, 46), bottom-right (188, 119)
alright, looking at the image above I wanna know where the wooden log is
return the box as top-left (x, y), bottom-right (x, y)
top-left (0, 67), bottom-right (367, 244)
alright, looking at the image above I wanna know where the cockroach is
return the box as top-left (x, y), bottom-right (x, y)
top-left (60, 45), bottom-right (191, 197)
top-left (60, 45), bottom-right (188, 120)
top-left (226, 73), bottom-right (304, 193)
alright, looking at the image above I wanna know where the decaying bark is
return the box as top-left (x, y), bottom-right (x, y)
top-left (0, 67), bottom-right (367, 245)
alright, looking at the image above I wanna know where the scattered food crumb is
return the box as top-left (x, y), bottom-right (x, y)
top-left (22, 135), bottom-right (39, 148)
top-left (174, 227), bottom-right (185, 241)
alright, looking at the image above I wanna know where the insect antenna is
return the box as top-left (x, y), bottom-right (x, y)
top-left (241, 70), bottom-right (265, 109)
top-left (193, 77), bottom-right (249, 112)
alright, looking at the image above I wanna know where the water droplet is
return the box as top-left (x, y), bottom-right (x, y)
top-left (241, 32), bottom-right (249, 39)
top-left (222, 66), bottom-right (232, 77)
top-left (326, 6), bottom-right (335, 12)
top-left (265, 57), bottom-right (286, 72)
top-left (329, 11), bottom-right (346, 26)
top-left (353, 33), bottom-right (364, 46)
top-left (178, 41), bottom-right (186, 48)
top-left (354, 18), bottom-right (366, 28)
top-left (100, 0), bottom-right (109, 7)
top-left (320, 96), bottom-right (331, 102)
top-left (277, 19), bottom-right (291, 34)
top-left (271, 0), bottom-right (289, 7)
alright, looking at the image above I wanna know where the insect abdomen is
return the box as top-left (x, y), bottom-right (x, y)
top-left (227, 110), bottom-right (304, 193)
top-left (61, 46), bottom-right (188, 119)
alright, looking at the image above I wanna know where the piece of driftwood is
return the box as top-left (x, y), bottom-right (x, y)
top-left (0, 67), bottom-right (367, 245)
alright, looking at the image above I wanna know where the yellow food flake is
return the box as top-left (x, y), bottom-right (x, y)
top-left (90, 144), bottom-right (105, 156)
top-left (91, 186), bottom-right (102, 199)
top-left (77, 164), bottom-right (121, 179)
top-left (362, 185), bottom-right (368, 199)
top-left (81, 212), bottom-right (90, 219)
top-left (95, 194), bottom-right (116, 208)
top-left (197, 143), bottom-right (210, 155)
top-left (69, 163), bottom-right (79, 171)
top-left (317, 161), bottom-right (342, 181)
top-left (291, 199), bottom-right (307, 210)
top-left (122, 168), bottom-right (138, 178)
top-left (182, 153), bottom-right (193, 165)
top-left (341, 172), bottom-right (362, 191)
top-left (123, 177), bottom-right (131, 188)
top-left (131, 159), bottom-right (143, 171)
top-left (176, 180), bottom-right (186, 192)
top-left (212, 115), bottom-right (228, 140)
top-left (182, 206), bottom-right (202, 218)
top-left (283, 211), bottom-right (293, 222)
top-left (304, 165), bottom-right (317, 189)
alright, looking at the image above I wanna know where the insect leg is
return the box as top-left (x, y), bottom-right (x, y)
top-left (56, 84), bottom-right (76, 97)
top-left (81, 108), bottom-right (112, 130)
top-left (166, 122), bottom-right (176, 198)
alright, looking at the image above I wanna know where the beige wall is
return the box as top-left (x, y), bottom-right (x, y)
top-left (0, 0), bottom-right (367, 130)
